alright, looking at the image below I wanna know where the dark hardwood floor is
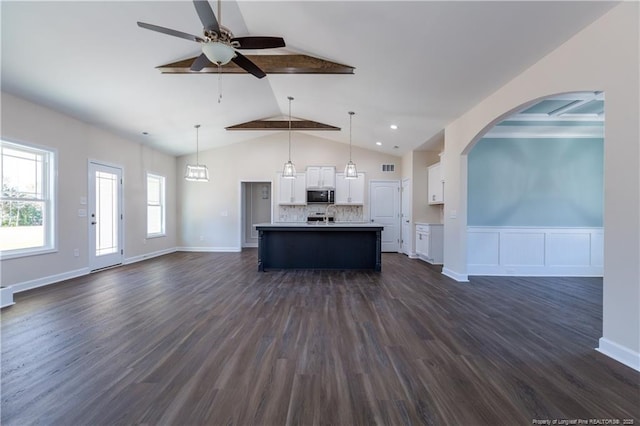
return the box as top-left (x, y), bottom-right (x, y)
top-left (1, 251), bottom-right (638, 425)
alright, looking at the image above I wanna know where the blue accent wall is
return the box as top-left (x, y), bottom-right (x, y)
top-left (467, 138), bottom-right (603, 227)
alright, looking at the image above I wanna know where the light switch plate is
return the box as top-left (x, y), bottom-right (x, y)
top-left (78, 209), bottom-right (87, 217)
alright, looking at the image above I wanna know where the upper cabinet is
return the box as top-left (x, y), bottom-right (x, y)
top-left (306, 166), bottom-right (335, 189)
top-left (428, 162), bottom-right (444, 205)
top-left (335, 172), bottom-right (365, 205)
top-left (277, 172), bottom-right (307, 205)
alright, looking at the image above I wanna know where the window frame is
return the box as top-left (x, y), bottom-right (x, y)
top-left (0, 139), bottom-right (57, 259)
top-left (146, 172), bottom-right (166, 238)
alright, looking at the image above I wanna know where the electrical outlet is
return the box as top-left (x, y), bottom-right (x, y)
top-left (199, 235), bottom-right (204, 241)
top-left (73, 249), bottom-right (79, 257)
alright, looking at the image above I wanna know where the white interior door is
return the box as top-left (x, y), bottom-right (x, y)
top-left (89, 162), bottom-right (123, 271)
top-left (401, 178), bottom-right (412, 255)
top-left (369, 180), bottom-right (400, 252)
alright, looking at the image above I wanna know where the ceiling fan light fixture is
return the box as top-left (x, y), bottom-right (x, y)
top-left (344, 111), bottom-right (358, 179)
top-left (202, 41), bottom-right (236, 65)
top-left (185, 124), bottom-right (210, 182)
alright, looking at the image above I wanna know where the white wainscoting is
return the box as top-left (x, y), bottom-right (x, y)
top-left (467, 227), bottom-right (603, 276)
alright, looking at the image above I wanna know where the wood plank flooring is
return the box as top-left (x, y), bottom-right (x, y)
top-left (1, 251), bottom-right (638, 425)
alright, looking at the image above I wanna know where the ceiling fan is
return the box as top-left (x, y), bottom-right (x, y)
top-left (137, 0), bottom-right (285, 78)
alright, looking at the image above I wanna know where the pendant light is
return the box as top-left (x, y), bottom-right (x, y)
top-left (344, 111), bottom-right (358, 179)
top-left (282, 96), bottom-right (296, 179)
top-left (185, 124), bottom-right (210, 182)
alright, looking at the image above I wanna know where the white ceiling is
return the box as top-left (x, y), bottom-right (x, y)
top-left (0, 1), bottom-right (617, 157)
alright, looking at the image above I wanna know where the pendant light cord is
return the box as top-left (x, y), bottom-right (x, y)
top-left (288, 96), bottom-right (293, 161)
top-left (195, 124), bottom-right (200, 165)
top-left (349, 111), bottom-right (355, 161)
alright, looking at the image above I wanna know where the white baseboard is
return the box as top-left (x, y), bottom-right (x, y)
top-left (597, 337), bottom-right (640, 371)
top-left (442, 268), bottom-right (469, 282)
top-left (177, 246), bottom-right (242, 253)
top-left (1, 286), bottom-right (15, 308)
top-left (124, 247), bottom-right (177, 265)
top-left (11, 267), bottom-right (90, 294)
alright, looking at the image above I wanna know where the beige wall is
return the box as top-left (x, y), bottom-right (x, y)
top-left (1, 92), bottom-right (177, 288)
top-left (413, 151), bottom-right (442, 225)
top-left (177, 132), bottom-right (401, 250)
top-left (442, 3), bottom-right (639, 366)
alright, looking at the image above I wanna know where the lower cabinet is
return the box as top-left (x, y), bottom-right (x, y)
top-left (415, 223), bottom-right (444, 264)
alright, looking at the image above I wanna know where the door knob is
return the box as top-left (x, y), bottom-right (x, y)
top-left (91, 221), bottom-right (97, 225)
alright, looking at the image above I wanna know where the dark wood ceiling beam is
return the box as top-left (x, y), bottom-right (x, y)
top-left (157, 54), bottom-right (355, 75)
top-left (226, 120), bottom-right (340, 131)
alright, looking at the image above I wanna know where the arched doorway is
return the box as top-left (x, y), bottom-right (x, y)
top-left (464, 92), bottom-right (604, 277)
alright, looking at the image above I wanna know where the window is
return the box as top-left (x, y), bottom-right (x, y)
top-left (146, 173), bottom-right (165, 237)
top-left (1, 140), bottom-right (56, 257)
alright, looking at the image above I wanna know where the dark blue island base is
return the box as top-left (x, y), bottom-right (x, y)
top-left (255, 223), bottom-right (383, 272)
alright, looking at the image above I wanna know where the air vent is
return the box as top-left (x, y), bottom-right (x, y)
top-left (381, 164), bottom-right (395, 172)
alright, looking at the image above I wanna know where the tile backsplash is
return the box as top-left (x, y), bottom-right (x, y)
top-left (278, 205), bottom-right (364, 222)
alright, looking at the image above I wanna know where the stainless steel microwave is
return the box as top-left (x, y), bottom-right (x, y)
top-left (307, 190), bottom-right (334, 204)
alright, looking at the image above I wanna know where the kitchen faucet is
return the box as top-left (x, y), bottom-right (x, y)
top-left (324, 204), bottom-right (337, 223)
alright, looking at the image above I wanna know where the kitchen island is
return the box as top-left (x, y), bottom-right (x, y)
top-left (254, 223), bottom-right (384, 271)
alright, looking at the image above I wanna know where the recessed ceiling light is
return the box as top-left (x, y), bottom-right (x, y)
top-left (376, 141), bottom-right (382, 146)
top-left (393, 145), bottom-right (399, 149)
top-left (142, 132), bottom-right (149, 135)
top-left (390, 124), bottom-right (398, 130)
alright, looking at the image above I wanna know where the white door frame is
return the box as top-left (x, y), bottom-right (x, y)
top-left (369, 179), bottom-right (401, 252)
top-left (401, 178), bottom-right (413, 256)
top-left (88, 160), bottom-right (124, 271)
top-left (238, 180), bottom-right (274, 249)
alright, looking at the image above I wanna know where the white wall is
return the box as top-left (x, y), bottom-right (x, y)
top-left (1, 92), bottom-right (177, 288)
top-left (441, 3), bottom-right (639, 369)
top-left (177, 132), bottom-right (401, 250)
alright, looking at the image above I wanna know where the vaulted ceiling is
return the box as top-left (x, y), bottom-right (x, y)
top-left (0, 1), bottom-right (617, 157)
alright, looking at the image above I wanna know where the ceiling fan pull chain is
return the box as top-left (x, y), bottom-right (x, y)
top-left (218, 64), bottom-right (223, 103)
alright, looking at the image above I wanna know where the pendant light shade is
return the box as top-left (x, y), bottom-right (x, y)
top-left (282, 96), bottom-right (296, 179)
top-left (185, 124), bottom-right (210, 182)
top-left (344, 111), bottom-right (358, 179)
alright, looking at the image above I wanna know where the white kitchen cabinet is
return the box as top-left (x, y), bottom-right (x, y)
top-left (415, 223), bottom-right (444, 264)
top-left (278, 172), bottom-right (307, 205)
top-left (306, 166), bottom-right (336, 189)
top-left (335, 172), bottom-right (365, 205)
top-left (428, 162), bottom-right (444, 205)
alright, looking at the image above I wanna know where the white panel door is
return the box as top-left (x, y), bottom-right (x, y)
top-left (89, 162), bottom-right (123, 271)
top-left (369, 180), bottom-right (400, 252)
top-left (401, 178), bottom-right (412, 255)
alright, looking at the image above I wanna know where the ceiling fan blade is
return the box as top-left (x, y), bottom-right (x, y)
top-left (192, 0), bottom-right (220, 34)
top-left (231, 36), bottom-right (286, 49)
top-left (232, 52), bottom-right (266, 79)
top-left (190, 53), bottom-right (211, 71)
top-left (137, 22), bottom-right (204, 43)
